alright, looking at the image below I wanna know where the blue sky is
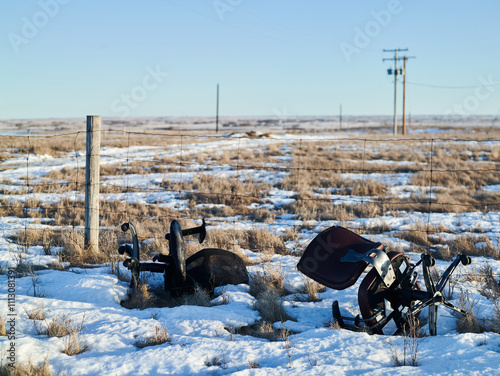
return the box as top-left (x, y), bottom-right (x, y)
top-left (1, 0), bottom-right (499, 119)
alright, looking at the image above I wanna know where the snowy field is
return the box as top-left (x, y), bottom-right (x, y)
top-left (1, 121), bottom-right (500, 375)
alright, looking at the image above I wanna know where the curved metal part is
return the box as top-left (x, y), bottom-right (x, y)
top-left (120, 222), bottom-right (139, 262)
top-left (341, 248), bottom-right (396, 287)
top-left (169, 220), bottom-right (187, 287)
top-left (428, 302), bottom-right (438, 336)
top-left (166, 219), bottom-right (207, 244)
top-left (332, 301), bottom-right (345, 328)
top-left (120, 222), bottom-right (140, 288)
top-left (421, 254), bottom-right (436, 295)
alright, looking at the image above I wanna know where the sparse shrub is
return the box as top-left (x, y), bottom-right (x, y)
top-left (45, 313), bottom-right (85, 338)
top-left (62, 332), bottom-right (88, 356)
top-left (252, 208), bottom-right (276, 223)
top-left (245, 229), bottom-right (288, 255)
top-left (205, 348), bottom-right (227, 369)
top-left (247, 361), bottom-right (260, 369)
top-left (250, 265), bottom-right (286, 297)
top-left (239, 320), bottom-right (280, 341)
top-left (24, 305), bottom-right (46, 321)
top-left (0, 358), bottom-right (52, 376)
top-left (397, 228), bottom-right (430, 248)
top-left (56, 229), bottom-right (107, 265)
top-left (456, 290), bottom-right (484, 333)
top-left (299, 280), bottom-right (324, 302)
top-left (280, 325), bottom-right (295, 368)
top-left (492, 300), bottom-right (500, 334)
top-left (445, 235), bottom-right (498, 260)
top-left (135, 323), bottom-right (171, 348)
top-left (479, 265), bottom-right (500, 300)
top-left (121, 283), bottom-right (152, 310)
top-left (359, 221), bottom-right (392, 235)
top-left (351, 180), bottom-right (386, 196)
top-left (179, 285), bottom-right (212, 307)
top-left (205, 357), bottom-right (223, 367)
top-left (255, 289), bottom-right (292, 323)
top-left (402, 312), bottom-right (420, 367)
top-left (249, 265), bottom-right (293, 324)
top-left (0, 316), bottom-right (6, 336)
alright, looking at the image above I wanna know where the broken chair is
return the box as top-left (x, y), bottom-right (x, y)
top-left (297, 226), bottom-right (471, 335)
top-left (118, 219), bottom-right (248, 298)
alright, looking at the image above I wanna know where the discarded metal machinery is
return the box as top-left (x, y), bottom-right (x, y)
top-left (297, 226), bottom-right (472, 335)
top-left (118, 219), bottom-right (248, 297)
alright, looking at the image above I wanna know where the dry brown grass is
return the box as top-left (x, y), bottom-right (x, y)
top-left (351, 180), bottom-right (387, 196)
top-left (0, 134), bottom-right (85, 157)
top-left (250, 265), bottom-right (286, 297)
top-left (152, 283), bottom-right (213, 309)
top-left (299, 280), bottom-right (325, 302)
top-left (444, 234), bottom-right (498, 260)
top-left (55, 230), bottom-right (104, 266)
top-left (24, 305), bottom-right (46, 321)
top-left (45, 313), bottom-right (85, 338)
top-left (358, 221), bottom-right (392, 235)
top-left (0, 316), bottom-right (6, 336)
top-left (479, 265), bottom-right (500, 300)
top-left (238, 320), bottom-right (291, 342)
top-left (396, 222), bottom-right (453, 254)
top-left (0, 199), bottom-right (44, 219)
top-left (182, 285), bottom-right (212, 306)
top-left (250, 265), bottom-right (293, 323)
top-left (247, 361), bottom-right (261, 369)
top-left (0, 358), bottom-right (52, 376)
top-left (121, 283), bottom-right (152, 310)
top-left (183, 174), bottom-right (268, 208)
top-left (456, 290), bottom-right (485, 333)
top-left (134, 323), bottom-right (171, 348)
top-left (244, 229), bottom-right (288, 255)
top-left (62, 332), bottom-right (89, 356)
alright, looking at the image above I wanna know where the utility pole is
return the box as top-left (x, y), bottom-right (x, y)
top-left (215, 83), bottom-right (219, 133)
top-left (402, 55), bottom-right (416, 135)
top-left (383, 48), bottom-right (407, 135)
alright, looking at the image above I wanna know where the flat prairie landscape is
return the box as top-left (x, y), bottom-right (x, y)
top-left (1, 118), bottom-right (500, 375)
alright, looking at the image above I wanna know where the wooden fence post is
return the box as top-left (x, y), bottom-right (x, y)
top-left (85, 115), bottom-right (101, 253)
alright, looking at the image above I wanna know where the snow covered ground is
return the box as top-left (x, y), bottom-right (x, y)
top-left (1, 126), bottom-right (500, 375)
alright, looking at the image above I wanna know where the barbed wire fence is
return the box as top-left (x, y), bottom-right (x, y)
top-left (2, 128), bottom-right (500, 269)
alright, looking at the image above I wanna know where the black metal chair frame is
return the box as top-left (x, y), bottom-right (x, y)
top-left (332, 252), bottom-right (471, 335)
top-left (297, 226), bottom-right (472, 336)
top-left (118, 219), bottom-right (248, 297)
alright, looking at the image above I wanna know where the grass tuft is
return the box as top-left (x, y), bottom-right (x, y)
top-left (135, 323), bottom-right (171, 348)
top-left (0, 358), bottom-right (52, 376)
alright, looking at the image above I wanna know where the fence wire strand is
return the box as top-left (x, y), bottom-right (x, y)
top-left (2, 130), bottom-right (500, 254)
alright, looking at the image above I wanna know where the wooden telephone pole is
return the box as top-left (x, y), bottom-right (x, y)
top-left (383, 48), bottom-right (407, 135)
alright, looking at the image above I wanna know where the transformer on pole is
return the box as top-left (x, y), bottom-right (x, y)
top-left (383, 49), bottom-right (407, 135)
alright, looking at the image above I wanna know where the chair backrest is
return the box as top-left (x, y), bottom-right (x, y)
top-left (297, 226), bottom-right (383, 290)
top-left (186, 248), bottom-right (249, 289)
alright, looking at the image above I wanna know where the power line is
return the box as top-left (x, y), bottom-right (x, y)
top-left (407, 81), bottom-right (500, 89)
